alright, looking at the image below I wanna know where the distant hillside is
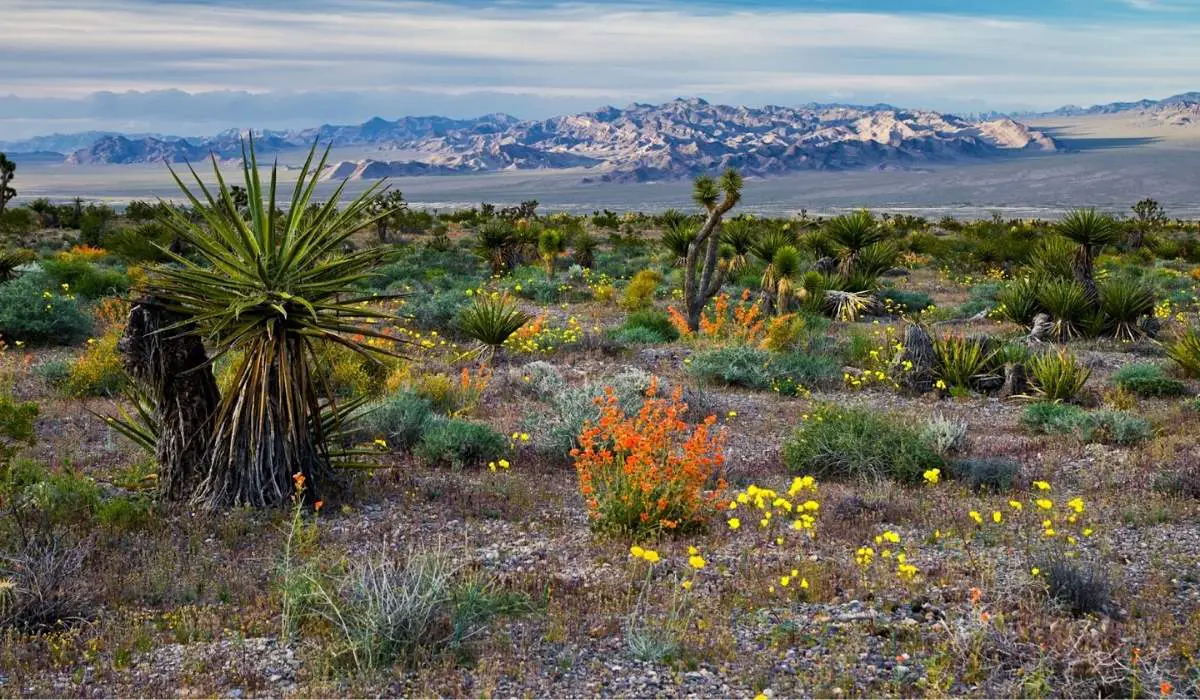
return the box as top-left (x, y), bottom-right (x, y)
top-left (9, 100), bottom-right (1058, 182)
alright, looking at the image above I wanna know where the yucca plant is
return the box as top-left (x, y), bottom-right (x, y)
top-left (145, 141), bottom-right (403, 509)
top-left (570, 230), bottom-right (599, 269)
top-left (1028, 347), bottom-right (1091, 402)
top-left (769, 245), bottom-right (803, 313)
top-left (0, 249), bottom-right (35, 282)
top-left (850, 240), bottom-right (898, 280)
top-left (1026, 235), bottom-right (1076, 282)
top-left (825, 209), bottom-right (885, 277)
top-left (661, 219), bottom-right (697, 265)
top-left (1098, 277), bottom-right (1156, 341)
top-left (1037, 279), bottom-right (1090, 340)
top-left (457, 293), bottom-right (530, 361)
top-left (720, 217), bottom-right (760, 272)
top-left (1056, 209), bottom-right (1120, 306)
top-left (995, 277), bottom-right (1042, 326)
top-left (473, 220), bottom-right (518, 276)
top-left (1166, 324), bottom-right (1200, 378)
top-left (824, 289), bottom-right (873, 322)
top-left (933, 334), bottom-right (998, 391)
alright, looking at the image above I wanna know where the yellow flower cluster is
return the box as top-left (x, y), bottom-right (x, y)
top-left (503, 314), bottom-right (584, 355)
top-left (964, 480), bottom-right (1094, 548)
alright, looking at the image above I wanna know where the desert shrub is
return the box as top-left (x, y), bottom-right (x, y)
top-left (1027, 235), bottom-right (1077, 281)
top-left (620, 269), bottom-right (662, 311)
top-left (1153, 466), bottom-right (1200, 499)
top-left (40, 257), bottom-right (129, 299)
top-left (1111, 362), bottom-right (1187, 397)
top-left (103, 222), bottom-right (174, 263)
top-left (0, 394), bottom-right (38, 466)
top-left (622, 310), bottom-right (679, 342)
top-left (0, 272), bottom-right (92, 345)
top-left (1166, 324), bottom-right (1200, 378)
top-left (0, 249), bottom-right (36, 283)
top-left (611, 326), bottom-right (669, 345)
top-left (1028, 348), bottom-right (1090, 402)
top-left (571, 382), bottom-right (725, 538)
top-left (1074, 410), bottom-right (1153, 445)
top-left (318, 341), bottom-right (390, 398)
top-left (360, 391), bottom-right (433, 452)
top-left (411, 367), bottom-right (491, 417)
top-left (781, 405), bottom-right (942, 484)
top-left (878, 287), bottom-right (933, 314)
top-left (0, 536), bottom-right (92, 631)
top-left (761, 313), bottom-right (807, 352)
top-left (414, 418), bottom-right (507, 469)
top-left (947, 457), bottom-right (1020, 492)
top-left (688, 345), bottom-right (837, 392)
top-left (95, 494), bottom-right (156, 532)
top-left (64, 330), bottom-right (128, 397)
top-left (524, 368), bottom-right (655, 459)
top-left (1040, 556), bottom-right (1113, 617)
top-left (402, 287), bottom-right (472, 332)
top-left (457, 293), bottom-right (530, 358)
top-left (921, 414), bottom-right (969, 457)
top-left (34, 359), bottom-right (70, 389)
top-left (1020, 402), bottom-right (1087, 435)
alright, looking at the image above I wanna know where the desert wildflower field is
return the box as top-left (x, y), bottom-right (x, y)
top-left (0, 154), bottom-right (1198, 698)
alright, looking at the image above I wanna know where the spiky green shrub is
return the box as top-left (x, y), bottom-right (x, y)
top-left (995, 277), bottom-right (1042, 326)
top-left (1028, 348), bottom-right (1091, 402)
top-left (1167, 324), bottom-right (1200, 378)
top-left (933, 334), bottom-right (997, 390)
top-left (1026, 235), bottom-right (1076, 281)
top-left (1112, 363), bottom-right (1188, 397)
top-left (781, 405), bottom-right (942, 484)
top-left (825, 210), bottom-right (885, 264)
top-left (1040, 555), bottom-right (1113, 617)
top-left (473, 220), bottom-right (518, 276)
top-left (1037, 279), bottom-right (1090, 340)
top-left (1056, 209), bottom-right (1121, 303)
top-left (769, 245), bottom-right (803, 311)
top-left (661, 220), bottom-right (697, 263)
top-left (457, 293), bottom-right (530, 359)
top-left (0, 249), bottom-right (35, 283)
top-left (1098, 278), bottom-right (1156, 340)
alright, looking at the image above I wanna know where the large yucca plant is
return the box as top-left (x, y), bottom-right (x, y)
top-left (1028, 347), bottom-right (1091, 402)
top-left (0, 249), bottom-right (35, 282)
top-left (933, 334), bottom-right (998, 391)
top-left (1098, 277), bottom-right (1156, 341)
top-left (473, 220), bottom-right (518, 276)
top-left (661, 220), bottom-right (697, 265)
top-left (825, 209), bottom-right (885, 276)
top-left (996, 277), bottom-right (1042, 326)
top-left (1037, 279), bottom-right (1090, 340)
top-left (1056, 209), bottom-right (1120, 306)
top-left (146, 141), bottom-right (402, 509)
top-left (720, 217), bottom-right (760, 272)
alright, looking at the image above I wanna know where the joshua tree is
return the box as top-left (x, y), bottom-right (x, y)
top-left (537, 228), bottom-right (566, 281)
top-left (1128, 198), bottom-right (1166, 250)
top-left (1057, 208), bottom-right (1120, 307)
top-left (366, 190), bottom-right (408, 243)
top-left (135, 141), bottom-right (403, 510)
top-left (681, 169), bottom-right (743, 332)
top-left (0, 154), bottom-right (16, 217)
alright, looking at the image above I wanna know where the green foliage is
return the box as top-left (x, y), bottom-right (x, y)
top-left (1020, 404), bottom-right (1150, 445)
top-left (879, 287), bottom-right (934, 314)
top-left (1097, 277), bottom-right (1156, 340)
top-left (40, 258), bottom-right (129, 299)
top-left (688, 345), bottom-right (838, 392)
top-left (947, 457), bottom-right (1021, 493)
top-left (1020, 402), bottom-right (1087, 435)
top-left (1036, 279), bottom-right (1090, 339)
top-left (825, 210), bottom-right (885, 255)
top-left (612, 326), bottom-right (669, 345)
top-left (1027, 235), bottom-right (1077, 281)
top-left (473, 220), bottom-right (519, 276)
top-left (0, 249), bottom-right (35, 283)
top-left (415, 418), bottom-right (507, 469)
top-left (103, 221), bottom-right (175, 263)
top-left (1167, 324), bottom-right (1200, 379)
top-left (457, 293), bottom-right (530, 357)
top-left (0, 272), bottom-right (93, 345)
top-left (995, 277), bottom-right (1042, 326)
top-left (621, 269), bottom-right (662, 311)
top-left (144, 141), bottom-right (403, 508)
top-left (360, 391), bottom-right (433, 452)
top-left (0, 393), bottom-right (38, 466)
top-left (932, 334), bottom-right (997, 390)
top-left (79, 204), bottom-right (115, 247)
top-left (1028, 348), bottom-right (1091, 402)
top-left (781, 405), bottom-right (943, 484)
top-left (1112, 363), bottom-right (1188, 397)
top-left (1056, 208), bottom-right (1121, 250)
top-left (621, 310), bottom-right (680, 342)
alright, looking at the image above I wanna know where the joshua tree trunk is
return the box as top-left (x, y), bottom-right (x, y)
top-left (119, 298), bottom-right (220, 502)
top-left (683, 170), bottom-right (742, 332)
top-left (895, 323), bottom-right (935, 394)
top-left (376, 220), bottom-right (389, 244)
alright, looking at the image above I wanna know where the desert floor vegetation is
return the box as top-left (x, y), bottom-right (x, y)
top-left (1, 162), bottom-right (1199, 697)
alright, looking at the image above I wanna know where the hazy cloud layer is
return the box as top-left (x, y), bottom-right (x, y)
top-left (2, 0), bottom-right (1199, 139)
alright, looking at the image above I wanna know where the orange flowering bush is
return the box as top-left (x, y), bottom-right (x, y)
top-left (669, 290), bottom-right (765, 344)
top-left (571, 379), bottom-right (727, 538)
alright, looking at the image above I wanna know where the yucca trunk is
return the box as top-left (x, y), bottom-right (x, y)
top-left (194, 332), bottom-right (331, 509)
top-left (120, 298), bottom-right (220, 501)
top-left (1072, 245), bottom-right (1099, 308)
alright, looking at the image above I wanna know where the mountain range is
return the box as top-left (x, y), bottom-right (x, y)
top-left (18, 93), bottom-right (1200, 182)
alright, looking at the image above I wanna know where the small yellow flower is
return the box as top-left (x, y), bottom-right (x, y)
top-left (1036, 498), bottom-right (1053, 510)
top-left (688, 555), bottom-right (706, 570)
top-left (681, 580), bottom-right (693, 591)
top-left (1033, 480), bottom-right (1051, 491)
top-left (1031, 567), bottom-right (1040, 576)
top-left (780, 576), bottom-right (790, 587)
top-left (992, 511), bottom-right (1002, 524)
top-left (727, 411), bottom-right (737, 418)
top-left (498, 458), bottom-right (510, 469)
top-left (922, 468), bottom-right (941, 485)
top-left (1008, 500), bottom-right (1023, 511)
top-left (1066, 497), bottom-right (1084, 513)
top-left (969, 510), bottom-right (983, 524)
top-left (643, 549), bottom-right (661, 563)
top-left (728, 518), bottom-right (741, 530)
top-left (373, 438), bottom-right (388, 449)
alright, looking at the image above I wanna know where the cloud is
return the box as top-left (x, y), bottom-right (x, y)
top-left (1, 0), bottom-right (1198, 138)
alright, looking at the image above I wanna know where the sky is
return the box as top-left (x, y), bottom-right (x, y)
top-left (2, 0), bottom-right (1199, 140)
